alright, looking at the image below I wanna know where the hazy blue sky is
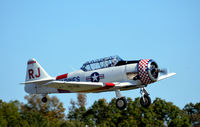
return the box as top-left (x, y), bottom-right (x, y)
top-left (0, 0), bottom-right (199, 111)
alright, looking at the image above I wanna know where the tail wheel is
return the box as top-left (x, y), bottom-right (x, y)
top-left (42, 97), bottom-right (47, 103)
top-left (116, 97), bottom-right (127, 110)
top-left (140, 95), bottom-right (151, 108)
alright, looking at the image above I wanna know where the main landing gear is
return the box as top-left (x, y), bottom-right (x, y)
top-left (139, 87), bottom-right (151, 108)
top-left (115, 87), bottom-right (151, 110)
top-left (115, 89), bottom-right (127, 110)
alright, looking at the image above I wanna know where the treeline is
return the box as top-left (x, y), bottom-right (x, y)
top-left (0, 94), bottom-right (199, 127)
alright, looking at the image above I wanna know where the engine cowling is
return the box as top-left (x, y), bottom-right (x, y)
top-left (137, 59), bottom-right (159, 84)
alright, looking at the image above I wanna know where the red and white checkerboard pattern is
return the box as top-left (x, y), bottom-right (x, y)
top-left (138, 59), bottom-right (153, 84)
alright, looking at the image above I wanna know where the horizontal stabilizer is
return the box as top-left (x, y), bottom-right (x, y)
top-left (21, 78), bottom-right (54, 85)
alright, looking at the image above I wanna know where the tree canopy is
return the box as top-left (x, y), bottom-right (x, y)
top-left (0, 94), bottom-right (198, 127)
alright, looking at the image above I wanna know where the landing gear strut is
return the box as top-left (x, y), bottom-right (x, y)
top-left (115, 89), bottom-right (127, 110)
top-left (140, 87), bottom-right (151, 108)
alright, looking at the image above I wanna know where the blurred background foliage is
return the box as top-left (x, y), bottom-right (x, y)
top-left (0, 94), bottom-right (199, 127)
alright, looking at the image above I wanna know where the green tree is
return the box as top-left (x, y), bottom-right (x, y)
top-left (20, 110), bottom-right (48, 127)
top-left (0, 94), bottom-right (194, 127)
top-left (68, 94), bottom-right (87, 124)
top-left (183, 102), bottom-right (200, 127)
top-left (69, 97), bottom-right (191, 127)
top-left (21, 94), bottom-right (66, 126)
top-left (0, 100), bottom-right (23, 127)
top-left (153, 98), bottom-right (190, 127)
top-left (77, 93), bottom-right (87, 108)
top-left (85, 98), bottom-right (111, 126)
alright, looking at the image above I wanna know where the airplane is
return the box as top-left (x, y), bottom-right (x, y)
top-left (22, 55), bottom-right (176, 110)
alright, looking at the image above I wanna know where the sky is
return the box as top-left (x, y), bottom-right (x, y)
top-left (0, 0), bottom-right (200, 111)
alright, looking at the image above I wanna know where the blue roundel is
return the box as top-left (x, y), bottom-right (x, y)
top-left (90, 72), bottom-right (100, 82)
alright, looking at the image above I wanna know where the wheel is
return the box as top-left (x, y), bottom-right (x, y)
top-left (116, 97), bottom-right (127, 110)
top-left (41, 97), bottom-right (47, 103)
top-left (140, 95), bottom-right (151, 108)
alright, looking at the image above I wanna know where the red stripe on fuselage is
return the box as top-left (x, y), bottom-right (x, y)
top-left (56, 73), bottom-right (68, 80)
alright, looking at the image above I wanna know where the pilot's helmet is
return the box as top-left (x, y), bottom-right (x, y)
top-left (112, 58), bottom-right (117, 65)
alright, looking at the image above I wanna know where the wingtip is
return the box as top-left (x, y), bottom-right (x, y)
top-left (157, 72), bottom-right (176, 81)
top-left (170, 72), bottom-right (176, 76)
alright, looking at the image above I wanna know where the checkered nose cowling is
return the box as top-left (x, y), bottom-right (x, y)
top-left (137, 59), bottom-right (159, 85)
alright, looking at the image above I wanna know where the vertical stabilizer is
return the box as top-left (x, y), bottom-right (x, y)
top-left (25, 58), bottom-right (53, 82)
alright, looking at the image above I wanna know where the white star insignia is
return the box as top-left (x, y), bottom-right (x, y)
top-left (92, 74), bottom-right (98, 81)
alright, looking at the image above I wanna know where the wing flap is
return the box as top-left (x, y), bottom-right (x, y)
top-left (44, 81), bottom-right (107, 92)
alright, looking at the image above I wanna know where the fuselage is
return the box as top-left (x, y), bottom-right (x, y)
top-left (59, 63), bottom-right (137, 83)
top-left (25, 63), bottom-right (141, 94)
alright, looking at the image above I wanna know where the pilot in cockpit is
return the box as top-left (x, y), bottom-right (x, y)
top-left (112, 58), bottom-right (117, 66)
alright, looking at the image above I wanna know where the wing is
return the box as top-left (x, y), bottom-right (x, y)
top-left (44, 81), bottom-right (116, 93)
top-left (43, 73), bottom-right (176, 93)
top-left (44, 80), bottom-right (138, 93)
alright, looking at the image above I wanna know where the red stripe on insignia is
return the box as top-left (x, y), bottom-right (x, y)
top-left (99, 76), bottom-right (104, 78)
top-left (28, 61), bottom-right (36, 64)
top-left (105, 82), bottom-right (115, 87)
top-left (56, 73), bottom-right (68, 80)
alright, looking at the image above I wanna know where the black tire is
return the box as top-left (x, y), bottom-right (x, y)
top-left (42, 97), bottom-right (47, 103)
top-left (116, 97), bottom-right (127, 110)
top-left (140, 95), bottom-right (151, 108)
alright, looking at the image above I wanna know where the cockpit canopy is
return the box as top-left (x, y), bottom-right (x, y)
top-left (81, 55), bottom-right (123, 71)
